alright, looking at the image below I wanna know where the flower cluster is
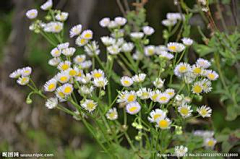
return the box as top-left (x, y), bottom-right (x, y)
top-left (9, 0), bottom-right (222, 157)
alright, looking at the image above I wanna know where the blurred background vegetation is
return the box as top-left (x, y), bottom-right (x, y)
top-left (0, 0), bottom-right (239, 158)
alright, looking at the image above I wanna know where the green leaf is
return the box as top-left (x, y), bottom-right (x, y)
top-left (193, 44), bottom-right (216, 56)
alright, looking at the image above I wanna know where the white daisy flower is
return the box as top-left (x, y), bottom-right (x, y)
top-left (205, 70), bottom-right (219, 81)
top-left (193, 130), bottom-right (214, 138)
top-left (17, 76), bottom-right (30, 85)
top-left (167, 42), bottom-right (185, 53)
top-left (74, 55), bottom-right (86, 64)
top-left (93, 77), bottom-right (108, 89)
top-left (178, 104), bottom-right (193, 118)
top-left (9, 69), bottom-right (22, 78)
top-left (196, 58), bottom-right (211, 68)
top-left (79, 85), bottom-right (94, 95)
top-left (150, 90), bottom-right (161, 102)
top-left (76, 36), bottom-right (89, 46)
top-left (192, 81), bottom-right (203, 94)
top-left (56, 71), bottom-right (70, 83)
top-left (55, 87), bottom-right (67, 102)
top-left (148, 109), bottom-right (166, 123)
top-left (107, 21), bottom-right (118, 28)
top-left (201, 79), bottom-right (212, 93)
top-left (57, 61), bottom-right (71, 71)
top-left (162, 19), bottom-right (177, 27)
top-left (40, 0), bottom-right (52, 10)
top-left (204, 138), bottom-right (217, 149)
top-left (133, 51), bottom-right (144, 60)
top-left (81, 30), bottom-right (93, 40)
top-left (120, 76), bottom-right (133, 87)
top-left (153, 78), bottom-right (165, 89)
top-left (84, 41), bottom-right (100, 56)
top-left (157, 93), bottom-right (171, 104)
top-left (44, 78), bottom-right (57, 92)
top-left (158, 51), bottom-right (174, 60)
top-left (26, 9), bottom-right (38, 19)
top-left (77, 73), bottom-right (92, 84)
top-left (155, 45), bottom-right (167, 53)
top-left (99, 17), bottom-right (110, 27)
top-left (166, 13), bottom-right (183, 21)
top-left (121, 42), bottom-right (134, 52)
top-left (130, 32), bottom-right (144, 39)
top-left (132, 73), bottom-right (146, 83)
top-left (114, 17), bottom-right (127, 26)
top-left (55, 12), bottom-right (68, 21)
top-left (50, 48), bottom-right (61, 57)
top-left (126, 102), bottom-right (141, 115)
top-left (67, 67), bottom-right (79, 77)
top-left (107, 45), bottom-right (121, 55)
top-left (174, 62), bottom-right (191, 77)
top-left (57, 42), bottom-right (69, 50)
top-left (197, 105), bottom-right (212, 118)
top-left (117, 91), bottom-right (128, 103)
top-left (91, 69), bottom-right (105, 79)
top-left (106, 108), bottom-right (118, 120)
top-left (143, 26), bottom-right (155, 35)
top-left (125, 91), bottom-right (137, 103)
top-left (191, 64), bottom-right (203, 76)
top-left (70, 24), bottom-right (82, 38)
top-left (181, 37), bottom-right (193, 46)
top-left (144, 45), bottom-right (155, 56)
top-left (165, 88), bottom-right (175, 98)
top-left (44, 22), bottom-right (63, 33)
top-left (62, 47), bottom-right (76, 56)
top-left (21, 67), bottom-right (32, 77)
top-left (81, 99), bottom-right (97, 112)
top-left (156, 118), bottom-right (171, 129)
top-left (137, 88), bottom-right (151, 100)
top-left (60, 83), bottom-right (73, 95)
top-left (48, 57), bottom-right (61, 66)
top-left (45, 97), bottom-right (58, 109)
top-left (101, 36), bottom-right (116, 46)
top-left (175, 145), bottom-right (188, 157)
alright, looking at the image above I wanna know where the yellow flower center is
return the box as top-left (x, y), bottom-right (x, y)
top-left (69, 70), bottom-right (77, 76)
top-left (159, 120), bottom-right (168, 128)
top-left (64, 87), bottom-right (72, 94)
top-left (200, 109), bottom-right (207, 116)
top-left (58, 91), bottom-right (65, 98)
top-left (148, 49), bottom-right (154, 55)
top-left (180, 107), bottom-right (189, 115)
top-left (129, 106), bottom-right (137, 113)
top-left (123, 80), bottom-right (130, 85)
top-left (109, 112), bottom-right (116, 119)
top-left (159, 96), bottom-right (167, 101)
top-left (60, 76), bottom-right (68, 82)
top-left (179, 66), bottom-right (187, 72)
top-left (93, 72), bottom-right (102, 78)
top-left (152, 94), bottom-right (158, 101)
top-left (193, 67), bottom-right (201, 74)
top-left (61, 64), bottom-right (69, 70)
top-left (87, 102), bottom-right (95, 109)
top-left (207, 140), bottom-right (214, 147)
top-left (127, 95), bottom-right (135, 102)
top-left (193, 85), bottom-right (202, 93)
top-left (153, 114), bottom-right (161, 120)
top-left (80, 38), bottom-right (86, 44)
top-left (54, 25), bottom-right (61, 31)
top-left (48, 83), bottom-right (55, 90)
top-left (208, 73), bottom-right (215, 80)
top-left (169, 45), bottom-right (177, 51)
top-left (84, 33), bottom-right (92, 39)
